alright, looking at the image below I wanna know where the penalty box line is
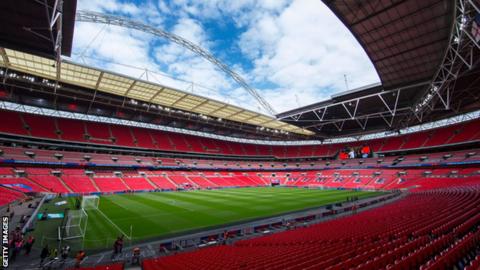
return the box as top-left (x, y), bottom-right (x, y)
top-left (95, 208), bottom-right (131, 240)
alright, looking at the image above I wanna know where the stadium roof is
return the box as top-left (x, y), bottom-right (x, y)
top-left (278, 0), bottom-right (480, 137)
top-left (324, 0), bottom-right (454, 89)
top-left (0, 48), bottom-right (313, 136)
top-left (0, 0), bottom-right (77, 58)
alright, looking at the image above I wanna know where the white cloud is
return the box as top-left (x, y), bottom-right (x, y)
top-left (153, 17), bottom-right (235, 102)
top-left (72, 22), bottom-right (158, 77)
top-left (72, 0), bottom-right (380, 115)
top-left (77, 0), bottom-right (141, 15)
top-left (238, 0), bottom-right (380, 112)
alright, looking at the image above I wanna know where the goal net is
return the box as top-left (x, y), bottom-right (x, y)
top-left (60, 208), bottom-right (88, 240)
top-left (82, 195), bottom-right (100, 210)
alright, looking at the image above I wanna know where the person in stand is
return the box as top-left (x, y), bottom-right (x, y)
top-left (159, 244), bottom-right (166, 253)
top-left (74, 250), bottom-right (86, 268)
top-left (11, 239), bottom-right (23, 262)
top-left (24, 235), bottom-right (35, 255)
top-left (223, 230), bottom-right (229, 245)
top-left (118, 235), bottom-right (124, 254)
top-left (61, 245), bottom-right (70, 261)
top-left (111, 237), bottom-right (120, 259)
top-left (41, 210), bottom-right (48, 220)
top-left (75, 198), bottom-right (81, 209)
top-left (352, 203), bottom-right (358, 214)
top-left (131, 247), bottom-right (141, 265)
top-left (361, 144), bottom-right (371, 158)
top-left (348, 148), bottom-right (355, 159)
top-left (50, 247), bottom-right (58, 261)
top-left (40, 245), bottom-right (50, 266)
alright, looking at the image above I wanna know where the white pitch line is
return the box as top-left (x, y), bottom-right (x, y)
top-left (95, 208), bottom-right (131, 239)
top-left (96, 254), bottom-right (105, 264)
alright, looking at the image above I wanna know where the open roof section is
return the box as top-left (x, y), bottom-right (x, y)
top-left (0, 48), bottom-right (313, 136)
top-left (277, 0), bottom-right (480, 138)
top-left (324, 0), bottom-right (455, 89)
top-left (0, 0), bottom-right (77, 58)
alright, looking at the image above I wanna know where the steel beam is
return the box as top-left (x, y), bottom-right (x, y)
top-left (75, 10), bottom-right (277, 116)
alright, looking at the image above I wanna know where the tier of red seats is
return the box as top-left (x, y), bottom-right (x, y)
top-left (146, 176), bottom-right (177, 190)
top-left (466, 255), bottom-right (480, 270)
top-left (57, 118), bottom-right (87, 142)
top-left (122, 177), bottom-right (155, 191)
top-left (0, 177), bottom-right (47, 193)
top-left (27, 175), bottom-right (70, 193)
top-left (142, 186), bottom-right (480, 270)
top-left (23, 114), bottom-right (59, 139)
top-left (85, 121), bottom-right (113, 144)
top-left (62, 175), bottom-right (98, 193)
top-left (0, 186), bottom-right (25, 206)
top-left (1, 166), bottom-right (479, 195)
top-left (2, 145), bottom-right (479, 172)
top-left (92, 177), bottom-right (128, 193)
top-left (1, 110), bottom-right (28, 136)
top-left (1, 109), bottom-right (479, 158)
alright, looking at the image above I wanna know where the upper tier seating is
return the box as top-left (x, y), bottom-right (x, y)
top-left (143, 187), bottom-right (480, 270)
top-left (23, 114), bottom-right (59, 139)
top-left (0, 110), bottom-right (28, 136)
top-left (57, 118), bottom-right (87, 142)
top-left (1, 109), bottom-right (479, 157)
top-left (85, 122), bottom-right (113, 144)
top-left (110, 125), bottom-right (136, 147)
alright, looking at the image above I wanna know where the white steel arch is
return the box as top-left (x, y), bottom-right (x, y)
top-left (75, 10), bottom-right (277, 116)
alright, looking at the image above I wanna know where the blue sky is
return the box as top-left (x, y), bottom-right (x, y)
top-left (71, 0), bottom-right (380, 114)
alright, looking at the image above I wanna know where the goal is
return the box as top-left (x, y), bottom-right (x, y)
top-left (60, 208), bottom-right (88, 240)
top-left (58, 195), bottom-right (98, 240)
top-left (82, 195), bottom-right (100, 210)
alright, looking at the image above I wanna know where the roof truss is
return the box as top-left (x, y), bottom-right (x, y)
top-left (278, 82), bottom-right (427, 132)
top-left (0, 48), bottom-right (313, 136)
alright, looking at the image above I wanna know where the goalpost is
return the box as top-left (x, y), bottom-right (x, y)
top-left (82, 195), bottom-right (100, 210)
top-left (60, 208), bottom-right (88, 240)
top-left (59, 195), bottom-right (99, 240)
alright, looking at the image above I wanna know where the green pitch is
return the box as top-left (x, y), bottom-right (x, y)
top-left (34, 187), bottom-right (383, 251)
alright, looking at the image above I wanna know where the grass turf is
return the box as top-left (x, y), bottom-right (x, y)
top-left (34, 187), bottom-right (384, 251)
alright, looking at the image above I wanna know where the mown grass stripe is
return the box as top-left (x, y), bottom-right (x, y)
top-left (33, 187), bottom-right (384, 250)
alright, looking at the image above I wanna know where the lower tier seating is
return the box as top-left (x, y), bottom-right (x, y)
top-left (92, 177), bottom-right (128, 193)
top-left (142, 186), bottom-right (480, 270)
top-left (61, 175), bottom-right (98, 193)
top-left (0, 167), bottom-right (479, 196)
top-left (0, 186), bottom-right (25, 206)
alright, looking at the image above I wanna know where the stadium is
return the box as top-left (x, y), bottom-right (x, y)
top-left (1, 0), bottom-right (480, 269)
